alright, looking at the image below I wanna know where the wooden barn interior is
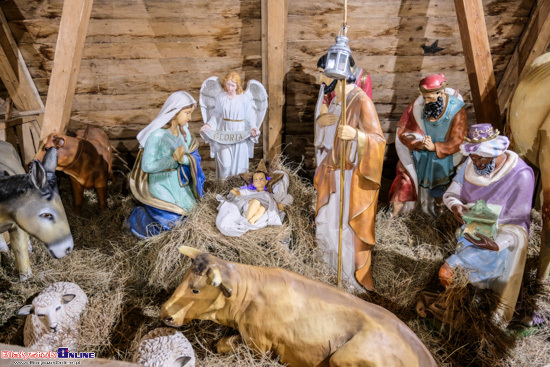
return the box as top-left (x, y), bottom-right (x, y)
top-left (0, 0), bottom-right (549, 366)
top-left (1, 0), bottom-right (547, 177)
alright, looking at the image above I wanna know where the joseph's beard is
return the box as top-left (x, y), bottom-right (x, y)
top-left (424, 96), bottom-right (445, 119)
top-left (473, 158), bottom-right (496, 176)
top-left (322, 79), bottom-right (337, 94)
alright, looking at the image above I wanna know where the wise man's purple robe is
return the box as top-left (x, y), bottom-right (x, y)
top-left (456, 153), bottom-right (534, 233)
top-left (443, 151), bottom-right (534, 285)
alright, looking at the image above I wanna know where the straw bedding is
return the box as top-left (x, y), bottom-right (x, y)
top-left (0, 161), bottom-right (548, 367)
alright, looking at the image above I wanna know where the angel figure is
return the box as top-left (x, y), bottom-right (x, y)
top-left (199, 71), bottom-right (268, 179)
top-left (215, 160), bottom-right (293, 237)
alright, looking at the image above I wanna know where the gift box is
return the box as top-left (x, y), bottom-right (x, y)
top-left (461, 200), bottom-right (502, 241)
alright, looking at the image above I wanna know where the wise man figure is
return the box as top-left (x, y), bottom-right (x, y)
top-left (314, 67), bottom-right (386, 291)
top-left (390, 74), bottom-right (467, 216)
top-left (439, 123), bottom-right (534, 322)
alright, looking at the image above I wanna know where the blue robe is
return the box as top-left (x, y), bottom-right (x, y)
top-left (412, 95), bottom-right (464, 191)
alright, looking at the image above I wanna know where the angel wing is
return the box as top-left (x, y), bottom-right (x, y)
top-left (200, 76), bottom-right (223, 125)
top-left (244, 80), bottom-right (268, 130)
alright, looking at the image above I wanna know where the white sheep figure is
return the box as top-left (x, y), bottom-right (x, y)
top-left (133, 328), bottom-right (196, 367)
top-left (16, 282), bottom-right (88, 352)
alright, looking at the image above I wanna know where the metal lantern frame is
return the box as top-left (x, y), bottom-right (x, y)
top-left (323, 28), bottom-right (352, 80)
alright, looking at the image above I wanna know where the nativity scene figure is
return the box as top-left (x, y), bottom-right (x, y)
top-left (128, 91), bottom-right (205, 238)
top-left (314, 68), bottom-right (386, 291)
top-left (437, 124), bottom-right (534, 323)
top-left (200, 71), bottom-right (268, 179)
top-left (216, 159), bottom-right (293, 237)
top-left (390, 73), bottom-right (467, 217)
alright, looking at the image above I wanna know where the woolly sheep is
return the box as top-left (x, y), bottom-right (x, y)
top-left (133, 328), bottom-right (195, 367)
top-left (17, 282), bottom-right (88, 352)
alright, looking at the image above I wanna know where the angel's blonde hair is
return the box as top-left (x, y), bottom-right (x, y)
top-left (222, 71), bottom-right (244, 95)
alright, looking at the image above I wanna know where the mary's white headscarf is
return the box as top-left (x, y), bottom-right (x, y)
top-left (137, 91), bottom-right (197, 148)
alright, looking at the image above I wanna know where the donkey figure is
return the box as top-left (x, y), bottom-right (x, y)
top-left (0, 141), bottom-right (74, 280)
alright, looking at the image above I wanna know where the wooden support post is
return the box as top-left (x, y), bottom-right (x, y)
top-left (454, 0), bottom-right (501, 130)
top-left (0, 114), bottom-right (42, 165)
top-left (261, 0), bottom-right (288, 161)
top-left (40, 0), bottom-right (94, 140)
top-left (0, 7), bottom-right (43, 112)
top-left (498, 0), bottom-right (550, 118)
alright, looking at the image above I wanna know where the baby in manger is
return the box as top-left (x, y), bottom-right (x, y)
top-left (216, 160), bottom-right (293, 237)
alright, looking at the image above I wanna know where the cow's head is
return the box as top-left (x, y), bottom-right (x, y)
top-left (34, 132), bottom-right (78, 168)
top-left (161, 246), bottom-right (234, 327)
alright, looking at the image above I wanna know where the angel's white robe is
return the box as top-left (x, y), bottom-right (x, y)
top-left (215, 171), bottom-right (293, 237)
top-left (207, 93), bottom-right (258, 179)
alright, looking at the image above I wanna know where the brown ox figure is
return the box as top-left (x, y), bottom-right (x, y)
top-left (35, 125), bottom-right (113, 216)
top-left (508, 52), bottom-right (550, 280)
top-left (161, 246), bottom-right (437, 367)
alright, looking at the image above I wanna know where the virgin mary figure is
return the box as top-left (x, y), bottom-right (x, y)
top-left (127, 91), bottom-right (206, 238)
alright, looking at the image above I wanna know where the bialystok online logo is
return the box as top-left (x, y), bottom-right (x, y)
top-left (56, 348), bottom-right (95, 359)
top-left (2, 348), bottom-right (95, 363)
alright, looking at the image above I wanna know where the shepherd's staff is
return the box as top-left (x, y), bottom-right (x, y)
top-left (337, 77), bottom-right (347, 288)
top-left (337, 0), bottom-right (348, 288)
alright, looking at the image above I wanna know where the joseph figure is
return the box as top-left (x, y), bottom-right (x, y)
top-left (314, 73), bottom-right (386, 291)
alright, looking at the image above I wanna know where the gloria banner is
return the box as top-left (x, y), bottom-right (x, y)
top-left (201, 129), bottom-right (252, 145)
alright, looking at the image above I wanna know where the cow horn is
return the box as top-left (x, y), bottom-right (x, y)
top-left (207, 267), bottom-right (222, 287)
top-left (178, 246), bottom-right (202, 259)
top-left (220, 284), bottom-right (232, 298)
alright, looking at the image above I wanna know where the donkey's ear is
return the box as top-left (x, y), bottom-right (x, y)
top-left (30, 160), bottom-right (47, 190)
top-left (17, 304), bottom-right (34, 316)
top-left (41, 147), bottom-right (58, 173)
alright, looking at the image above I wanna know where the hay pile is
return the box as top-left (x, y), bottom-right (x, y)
top-left (0, 161), bottom-right (548, 367)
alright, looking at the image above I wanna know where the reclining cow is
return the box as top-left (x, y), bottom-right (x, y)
top-left (0, 142), bottom-right (73, 280)
top-left (161, 246), bottom-right (437, 367)
top-left (34, 125), bottom-right (113, 216)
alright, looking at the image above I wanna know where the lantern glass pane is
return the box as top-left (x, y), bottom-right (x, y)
top-left (337, 53), bottom-right (348, 71)
top-left (327, 53), bottom-right (337, 69)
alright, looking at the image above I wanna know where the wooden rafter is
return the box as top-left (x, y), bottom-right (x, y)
top-left (498, 0), bottom-right (550, 118)
top-left (40, 0), bottom-right (94, 140)
top-left (261, 0), bottom-right (288, 161)
top-left (0, 7), bottom-right (43, 112)
top-left (454, 0), bottom-right (501, 130)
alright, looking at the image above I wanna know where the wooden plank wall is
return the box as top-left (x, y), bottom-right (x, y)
top-left (0, 0), bottom-right (262, 169)
top-left (0, 0), bottom-right (535, 176)
top-left (285, 0), bottom-right (534, 177)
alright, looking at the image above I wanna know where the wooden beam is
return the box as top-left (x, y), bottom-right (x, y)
top-left (261, 0), bottom-right (268, 160)
top-left (0, 7), bottom-right (43, 112)
top-left (261, 0), bottom-right (288, 161)
top-left (40, 0), bottom-right (93, 140)
top-left (454, 0), bottom-right (501, 130)
top-left (498, 0), bottom-right (550, 117)
top-left (0, 108), bottom-right (43, 120)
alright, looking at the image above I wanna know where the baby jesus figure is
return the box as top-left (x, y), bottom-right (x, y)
top-left (216, 160), bottom-right (293, 237)
top-left (230, 171), bottom-right (288, 224)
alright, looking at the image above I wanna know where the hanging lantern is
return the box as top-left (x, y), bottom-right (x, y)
top-left (323, 30), bottom-right (352, 80)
